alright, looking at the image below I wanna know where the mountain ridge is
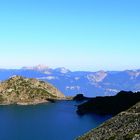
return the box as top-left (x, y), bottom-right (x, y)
top-left (76, 91), bottom-right (140, 115)
top-left (0, 66), bottom-right (140, 96)
top-left (0, 76), bottom-right (65, 105)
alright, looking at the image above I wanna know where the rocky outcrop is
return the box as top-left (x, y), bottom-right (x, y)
top-left (0, 76), bottom-right (65, 105)
top-left (73, 94), bottom-right (90, 101)
top-left (77, 101), bottom-right (140, 140)
top-left (77, 91), bottom-right (140, 115)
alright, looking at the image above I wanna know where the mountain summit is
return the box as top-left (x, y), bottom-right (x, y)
top-left (22, 64), bottom-right (50, 71)
top-left (0, 76), bottom-right (65, 105)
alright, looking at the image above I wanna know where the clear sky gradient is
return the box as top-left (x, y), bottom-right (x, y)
top-left (0, 0), bottom-right (140, 71)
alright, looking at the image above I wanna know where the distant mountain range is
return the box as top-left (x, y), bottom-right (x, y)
top-left (0, 65), bottom-right (140, 97)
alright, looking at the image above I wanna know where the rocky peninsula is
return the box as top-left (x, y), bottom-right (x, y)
top-left (0, 76), bottom-right (65, 105)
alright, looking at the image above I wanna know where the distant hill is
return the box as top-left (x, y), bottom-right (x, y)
top-left (0, 76), bottom-right (65, 105)
top-left (0, 65), bottom-right (140, 96)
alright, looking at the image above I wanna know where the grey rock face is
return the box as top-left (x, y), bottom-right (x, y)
top-left (77, 102), bottom-right (140, 140)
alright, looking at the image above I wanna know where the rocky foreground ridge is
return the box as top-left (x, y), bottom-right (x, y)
top-left (0, 76), bottom-right (65, 105)
top-left (77, 101), bottom-right (140, 140)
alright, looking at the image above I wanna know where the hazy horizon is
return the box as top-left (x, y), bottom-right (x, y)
top-left (0, 64), bottom-right (140, 72)
top-left (0, 0), bottom-right (140, 71)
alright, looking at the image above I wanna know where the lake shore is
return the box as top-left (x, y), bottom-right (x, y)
top-left (0, 96), bottom-right (73, 106)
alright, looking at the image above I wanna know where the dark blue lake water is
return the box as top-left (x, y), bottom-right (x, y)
top-left (0, 101), bottom-right (111, 140)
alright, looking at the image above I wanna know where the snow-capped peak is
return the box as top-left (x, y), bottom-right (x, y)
top-left (54, 67), bottom-right (70, 74)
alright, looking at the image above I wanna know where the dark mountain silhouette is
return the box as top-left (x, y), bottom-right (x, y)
top-left (76, 91), bottom-right (140, 115)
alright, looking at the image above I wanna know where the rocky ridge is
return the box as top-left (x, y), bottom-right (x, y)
top-left (1, 67), bottom-right (140, 96)
top-left (0, 76), bottom-right (65, 105)
top-left (77, 101), bottom-right (140, 140)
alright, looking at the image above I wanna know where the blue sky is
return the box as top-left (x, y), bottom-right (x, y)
top-left (0, 0), bottom-right (140, 71)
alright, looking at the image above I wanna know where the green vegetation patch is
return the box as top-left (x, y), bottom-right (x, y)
top-left (124, 130), bottom-right (140, 140)
top-left (0, 95), bottom-right (4, 102)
